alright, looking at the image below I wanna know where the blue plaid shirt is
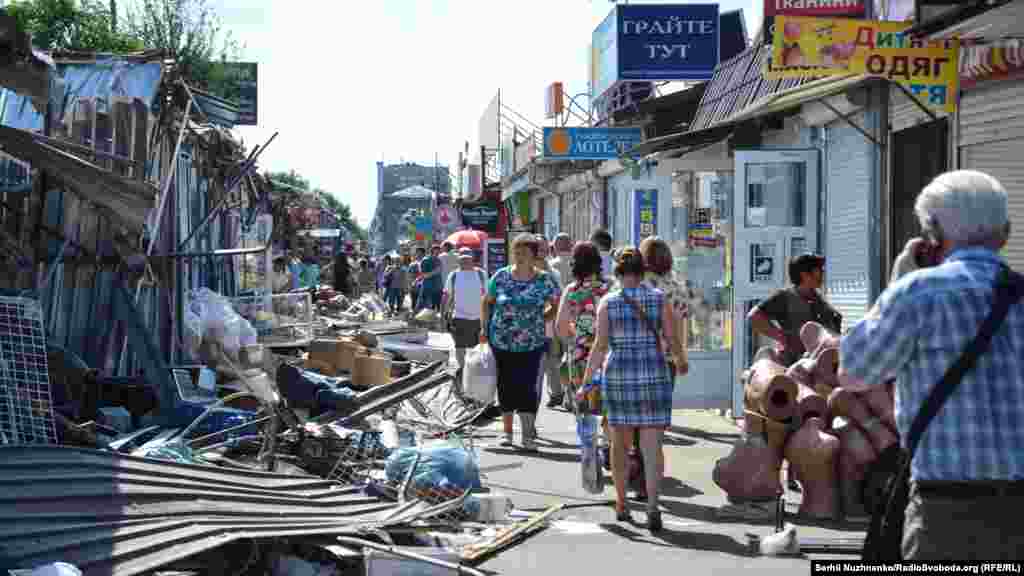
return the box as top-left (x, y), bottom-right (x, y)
top-left (840, 247), bottom-right (1024, 482)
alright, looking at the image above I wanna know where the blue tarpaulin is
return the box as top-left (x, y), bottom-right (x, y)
top-left (0, 57), bottom-right (163, 132)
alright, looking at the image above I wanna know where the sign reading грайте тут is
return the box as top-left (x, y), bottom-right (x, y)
top-left (591, 4), bottom-right (720, 101)
top-left (766, 16), bottom-right (959, 112)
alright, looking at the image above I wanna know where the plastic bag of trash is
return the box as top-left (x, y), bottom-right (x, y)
top-left (463, 344), bottom-right (497, 404)
top-left (576, 413), bottom-right (603, 494)
top-left (384, 442), bottom-right (482, 494)
top-left (187, 288), bottom-right (259, 359)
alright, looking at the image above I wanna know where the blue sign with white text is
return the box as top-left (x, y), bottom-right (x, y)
top-left (634, 189), bottom-right (658, 248)
top-left (617, 4), bottom-right (720, 83)
top-left (542, 127), bottom-right (644, 161)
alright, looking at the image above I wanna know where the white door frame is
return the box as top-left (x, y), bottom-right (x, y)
top-left (731, 149), bottom-right (821, 416)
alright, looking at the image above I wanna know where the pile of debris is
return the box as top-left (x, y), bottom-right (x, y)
top-left (0, 289), bottom-right (558, 575)
top-left (713, 321), bottom-right (899, 521)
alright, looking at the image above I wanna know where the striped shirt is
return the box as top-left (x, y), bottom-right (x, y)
top-left (840, 247), bottom-right (1024, 482)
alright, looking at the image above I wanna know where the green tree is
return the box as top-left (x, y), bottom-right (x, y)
top-left (264, 170), bottom-right (366, 244)
top-left (123, 0), bottom-right (242, 91)
top-left (4, 0), bottom-right (143, 52)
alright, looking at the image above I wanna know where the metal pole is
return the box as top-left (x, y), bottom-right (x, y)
top-left (177, 131), bottom-right (278, 251)
top-left (335, 536), bottom-right (487, 576)
top-left (118, 92), bottom-right (192, 374)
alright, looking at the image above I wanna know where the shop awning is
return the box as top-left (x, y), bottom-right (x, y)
top-left (726, 74), bottom-right (874, 124)
top-left (905, 0), bottom-right (1022, 40)
top-left (627, 122), bottom-right (737, 158)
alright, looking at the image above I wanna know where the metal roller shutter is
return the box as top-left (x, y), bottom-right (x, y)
top-left (959, 81), bottom-right (1024, 272)
top-left (960, 141), bottom-right (1024, 271)
top-left (825, 112), bottom-right (873, 331)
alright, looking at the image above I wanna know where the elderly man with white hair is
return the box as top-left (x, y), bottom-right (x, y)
top-left (839, 170), bottom-right (1024, 561)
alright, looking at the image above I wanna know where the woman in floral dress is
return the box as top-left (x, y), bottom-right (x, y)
top-left (639, 236), bottom-right (690, 375)
top-left (480, 233), bottom-right (560, 452)
top-left (556, 241), bottom-right (612, 409)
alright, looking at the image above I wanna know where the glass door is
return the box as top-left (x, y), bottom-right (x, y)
top-left (731, 150), bottom-right (820, 416)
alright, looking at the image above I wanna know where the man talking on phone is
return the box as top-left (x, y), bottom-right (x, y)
top-left (839, 170), bottom-right (1024, 560)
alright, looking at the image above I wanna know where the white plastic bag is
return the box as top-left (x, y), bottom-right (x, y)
top-left (463, 343), bottom-right (497, 404)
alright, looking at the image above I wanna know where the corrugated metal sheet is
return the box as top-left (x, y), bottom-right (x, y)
top-left (825, 112), bottom-right (872, 331)
top-left (689, 44), bottom-right (816, 132)
top-left (959, 80), bottom-right (1024, 147)
top-left (960, 140), bottom-right (1024, 270)
top-left (0, 446), bottom-right (401, 575)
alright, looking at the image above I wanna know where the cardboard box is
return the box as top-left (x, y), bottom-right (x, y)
top-left (307, 338), bottom-right (364, 374)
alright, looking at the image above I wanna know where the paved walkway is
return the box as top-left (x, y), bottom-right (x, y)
top-left (473, 404), bottom-right (866, 574)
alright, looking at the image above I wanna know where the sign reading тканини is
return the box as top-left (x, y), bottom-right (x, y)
top-left (761, 0), bottom-right (865, 47)
top-left (542, 127), bottom-right (644, 161)
top-left (591, 4), bottom-right (720, 100)
top-left (766, 16), bottom-right (959, 112)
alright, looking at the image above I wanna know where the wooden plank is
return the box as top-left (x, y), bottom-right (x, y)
top-left (133, 100), bottom-right (149, 181)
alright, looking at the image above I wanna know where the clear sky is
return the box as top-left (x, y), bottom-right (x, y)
top-left (213, 0), bottom-right (761, 228)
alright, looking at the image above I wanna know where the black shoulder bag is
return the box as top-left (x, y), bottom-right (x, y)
top-left (862, 266), bottom-right (1024, 561)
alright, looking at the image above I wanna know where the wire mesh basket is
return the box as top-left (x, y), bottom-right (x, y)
top-left (0, 296), bottom-right (57, 445)
top-left (231, 292), bottom-right (314, 347)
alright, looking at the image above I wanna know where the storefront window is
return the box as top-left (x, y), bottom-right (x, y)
top-left (744, 163), bottom-right (805, 228)
top-left (673, 171), bottom-right (734, 353)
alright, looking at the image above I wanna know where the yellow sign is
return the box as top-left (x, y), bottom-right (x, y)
top-left (767, 16), bottom-right (959, 112)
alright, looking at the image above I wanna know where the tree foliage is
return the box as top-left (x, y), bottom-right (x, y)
top-left (4, 0), bottom-right (144, 52)
top-left (264, 170), bottom-right (366, 247)
top-left (124, 0), bottom-right (242, 91)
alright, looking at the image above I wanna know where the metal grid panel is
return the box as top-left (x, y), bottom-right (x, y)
top-left (0, 296), bottom-right (57, 445)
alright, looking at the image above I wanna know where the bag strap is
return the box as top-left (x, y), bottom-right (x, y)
top-left (621, 290), bottom-right (670, 363)
top-left (905, 266), bottom-right (1024, 458)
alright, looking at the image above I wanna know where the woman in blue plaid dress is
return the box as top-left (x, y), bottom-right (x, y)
top-left (582, 247), bottom-right (678, 531)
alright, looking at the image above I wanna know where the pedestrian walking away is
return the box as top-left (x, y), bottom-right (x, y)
top-left (583, 247), bottom-right (680, 531)
top-left (481, 233), bottom-right (560, 452)
top-left (839, 170), bottom-right (1024, 561)
top-left (555, 240), bottom-right (613, 454)
top-left (444, 248), bottom-right (488, 383)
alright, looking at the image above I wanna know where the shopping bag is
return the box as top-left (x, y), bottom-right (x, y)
top-left (576, 413), bottom-right (604, 494)
top-left (463, 343), bottom-right (497, 404)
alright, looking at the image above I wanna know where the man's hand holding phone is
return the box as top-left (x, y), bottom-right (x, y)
top-left (891, 237), bottom-right (941, 284)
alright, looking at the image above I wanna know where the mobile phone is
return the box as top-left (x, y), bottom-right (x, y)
top-left (914, 229), bottom-right (943, 268)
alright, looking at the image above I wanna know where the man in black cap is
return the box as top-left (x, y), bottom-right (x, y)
top-left (747, 253), bottom-right (842, 367)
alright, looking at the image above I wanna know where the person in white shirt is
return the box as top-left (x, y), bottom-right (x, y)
top-left (549, 233), bottom-right (573, 285)
top-left (443, 248), bottom-right (489, 376)
top-left (590, 228), bottom-right (614, 278)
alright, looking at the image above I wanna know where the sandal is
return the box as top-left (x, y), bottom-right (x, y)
top-left (616, 509), bottom-right (633, 523)
top-left (647, 510), bottom-right (663, 532)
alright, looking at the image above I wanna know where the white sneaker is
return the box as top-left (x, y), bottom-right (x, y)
top-left (499, 432), bottom-right (515, 447)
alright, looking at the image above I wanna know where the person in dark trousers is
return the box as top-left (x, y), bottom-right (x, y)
top-left (839, 170), bottom-right (1024, 560)
top-left (333, 247), bottom-right (352, 297)
top-left (590, 228), bottom-right (614, 278)
top-left (747, 253), bottom-right (842, 367)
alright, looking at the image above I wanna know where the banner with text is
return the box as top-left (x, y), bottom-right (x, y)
top-left (762, 0), bottom-right (866, 46)
top-left (633, 189), bottom-right (659, 248)
top-left (767, 16), bottom-right (958, 112)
